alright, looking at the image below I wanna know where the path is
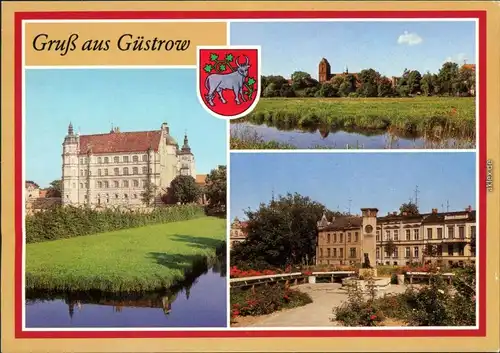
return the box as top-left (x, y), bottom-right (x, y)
top-left (234, 283), bottom-right (409, 327)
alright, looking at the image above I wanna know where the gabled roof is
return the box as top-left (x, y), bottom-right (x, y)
top-left (78, 130), bottom-right (162, 155)
top-left (320, 216), bottom-right (362, 231)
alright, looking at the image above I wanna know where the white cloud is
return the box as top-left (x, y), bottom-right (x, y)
top-left (444, 53), bottom-right (468, 64)
top-left (397, 31), bottom-right (423, 46)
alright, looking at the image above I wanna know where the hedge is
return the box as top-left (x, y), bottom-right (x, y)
top-left (25, 204), bottom-right (206, 243)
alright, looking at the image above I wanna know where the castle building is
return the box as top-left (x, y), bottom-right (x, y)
top-left (316, 206), bottom-right (476, 267)
top-left (61, 122), bottom-right (196, 207)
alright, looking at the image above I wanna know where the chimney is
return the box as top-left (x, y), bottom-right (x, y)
top-left (432, 208), bottom-right (438, 214)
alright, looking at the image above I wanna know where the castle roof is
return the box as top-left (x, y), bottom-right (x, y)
top-left (78, 130), bottom-right (162, 155)
top-left (195, 174), bottom-right (207, 185)
top-left (320, 216), bottom-right (362, 231)
top-left (461, 64), bottom-right (476, 71)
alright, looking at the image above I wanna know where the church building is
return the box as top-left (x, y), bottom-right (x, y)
top-left (61, 122), bottom-right (196, 207)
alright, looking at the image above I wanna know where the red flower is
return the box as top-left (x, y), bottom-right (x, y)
top-left (232, 309), bottom-right (240, 316)
top-left (370, 315), bottom-right (377, 320)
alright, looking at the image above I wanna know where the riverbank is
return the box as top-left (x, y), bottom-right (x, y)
top-left (26, 217), bottom-right (226, 292)
top-left (233, 97), bottom-right (475, 147)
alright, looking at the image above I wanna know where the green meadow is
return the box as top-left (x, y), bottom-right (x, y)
top-left (25, 217), bottom-right (226, 292)
top-left (240, 97), bottom-right (476, 137)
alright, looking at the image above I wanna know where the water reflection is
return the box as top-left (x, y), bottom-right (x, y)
top-left (26, 256), bottom-right (227, 328)
top-left (231, 122), bottom-right (474, 149)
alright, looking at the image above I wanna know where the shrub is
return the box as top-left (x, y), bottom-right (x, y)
top-left (231, 284), bottom-right (312, 319)
top-left (25, 204), bottom-right (206, 243)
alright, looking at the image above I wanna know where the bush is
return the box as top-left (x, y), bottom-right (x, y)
top-left (25, 204), bottom-right (206, 243)
top-left (231, 284), bottom-right (312, 319)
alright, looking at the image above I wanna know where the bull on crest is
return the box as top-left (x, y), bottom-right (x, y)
top-left (197, 46), bottom-right (261, 120)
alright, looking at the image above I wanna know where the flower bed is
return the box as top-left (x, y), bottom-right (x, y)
top-left (230, 266), bottom-right (281, 278)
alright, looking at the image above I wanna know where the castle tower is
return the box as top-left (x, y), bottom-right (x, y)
top-left (360, 208), bottom-right (379, 267)
top-left (61, 122), bottom-right (80, 205)
top-left (179, 133), bottom-right (196, 178)
top-left (318, 58), bottom-right (331, 84)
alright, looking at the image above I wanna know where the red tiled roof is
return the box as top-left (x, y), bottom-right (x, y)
top-left (78, 131), bottom-right (162, 155)
top-left (462, 64), bottom-right (476, 71)
top-left (196, 174), bottom-right (207, 184)
top-left (39, 189), bottom-right (48, 198)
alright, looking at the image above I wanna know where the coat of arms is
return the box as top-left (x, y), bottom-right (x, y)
top-left (197, 46), bottom-right (261, 119)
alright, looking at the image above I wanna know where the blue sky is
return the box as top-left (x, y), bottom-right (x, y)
top-left (230, 153), bottom-right (476, 220)
top-left (230, 21), bottom-right (476, 78)
top-left (25, 69), bottom-right (227, 188)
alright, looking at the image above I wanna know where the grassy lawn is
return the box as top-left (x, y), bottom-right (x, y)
top-left (26, 217), bottom-right (226, 292)
top-left (239, 97), bottom-right (475, 138)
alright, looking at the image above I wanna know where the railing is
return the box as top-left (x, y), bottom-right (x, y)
top-left (229, 271), bottom-right (355, 289)
top-left (406, 271), bottom-right (455, 284)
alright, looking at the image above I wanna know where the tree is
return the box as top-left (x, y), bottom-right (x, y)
top-left (377, 76), bottom-right (394, 97)
top-left (290, 71), bottom-right (312, 90)
top-left (384, 239), bottom-right (397, 259)
top-left (420, 72), bottom-right (434, 96)
top-left (141, 179), bottom-right (157, 206)
top-left (438, 62), bottom-right (459, 95)
top-left (231, 193), bottom-right (331, 269)
top-left (167, 175), bottom-right (201, 204)
top-left (263, 83), bottom-right (279, 98)
top-left (279, 83), bottom-right (296, 97)
top-left (45, 179), bottom-right (62, 198)
top-left (399, 202), bottom-right (419, 215)
top-left (358, 68), bottom-right (380, 97)
top-left (407, 70), bottom-right (422, 94)
top-left (317, 83), bottom-right (338, 97)
top-left (205, 165), bottom-right (226, 213)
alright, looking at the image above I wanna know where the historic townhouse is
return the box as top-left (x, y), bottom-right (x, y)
top-left (230, 217), bottom-right (249, 249)
top-left (316, 206), bottom-right (476, 267)
top-left (61, 122), bottom-right (196, 207)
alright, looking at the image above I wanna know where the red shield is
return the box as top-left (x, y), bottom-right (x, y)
top-left (197, 46), bottom-right (261, 120)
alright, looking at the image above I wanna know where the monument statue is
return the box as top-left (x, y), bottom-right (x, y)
top-left (362, 253), bottom-right (372, 269)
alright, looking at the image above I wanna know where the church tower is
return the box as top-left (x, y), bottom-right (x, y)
top-left (361, 208), bottom-right (379, 267)
top-left (179, 133), bottom-right (196, 178)
top-left (318, 58), bottom-right (331, 84)
top-left (61, 122), bottom-right (80, 205)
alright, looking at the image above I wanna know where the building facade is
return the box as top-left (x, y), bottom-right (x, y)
top-left (61, 122), bottom-right (196, 207)
top-left (316, 206), bottom-right (476, 267)
top-left (230, 217), bottom-right (248, 249)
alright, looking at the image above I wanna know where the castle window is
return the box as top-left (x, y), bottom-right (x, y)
top-left (115, 194), bottom-right (119, 199)
top-left (459, 226), bottom-right (465, 239)
top-left (123, 180), bottom-right (129, 187)
top-left (104, 181), bottom-right (109, 188)
top-left (80, 170), bottom-right (84, 176)
top-left (414, 247), bottom-right (419, 258)
top-left (142, 154), bottom-right (148, 162)
top-left (98, 169), bottom-right (102, 176)
top-left (347, 233), bottom-right (351, 242)
top-left (414, 229), bottom-right (420, 240)
top-left (393, 230), bottom-right (399, 241)
top-left (133, 180), bottom-right (139, 187)
top-left (133, 155), bottom-right (139, 162)
top-left (142, 180), bottom-right (147, 187)
top-left (333, 233), bottom-right (337, 243)
top-left (133, 194), bottom-right (137, 199)
top-left (320, 248), bottom-right (323, 257)
top-left (98, 157), bottom-right (102, 164)
top-left (123, 167), bottom-right (129, 175)
top-left (437, 228), bottom-right (443, 239)
top-left (114, 156), bottom-right (119, 163)
top-left (133, 167), bottom-right (138, 175)
top-left (97, 181), bottom-right (102, 188)
top-left (405, 247), bottom-right (411, 258)
top-left (142, 167), bottom-right (147, 174)
top-left (376, 248), bottom-right (380, 259)
top-left (327, 233), bottom-right (330, 243)
top-left (339, 234), bottom-right (343, 243)
top-left (406, 229), bottom-right (411, 240)
top-left (114, 181), bottom-right (119, 188)
top-left (386, 230), bottom-right (391, 241)
top-left (339, 248), bottom-right (343, 258)
top-left (104, 157), bottom-right (109, 164)
top-left (123, 156), bottom-right (129, 163)
top-left (427, 228), bottom-right (433, 239)
top-left (333, 248), bottom-right (337, 257)
top-left (393, 248), bottom-right (399, 258)
top-left (124, 194), bottom-right (128, 199)
top-left (354, 232), bottom-right (359, 242)
top-left (327, 248), bottom-right (331, 257)
top-left (114, 168), bottom-right (119, 176)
